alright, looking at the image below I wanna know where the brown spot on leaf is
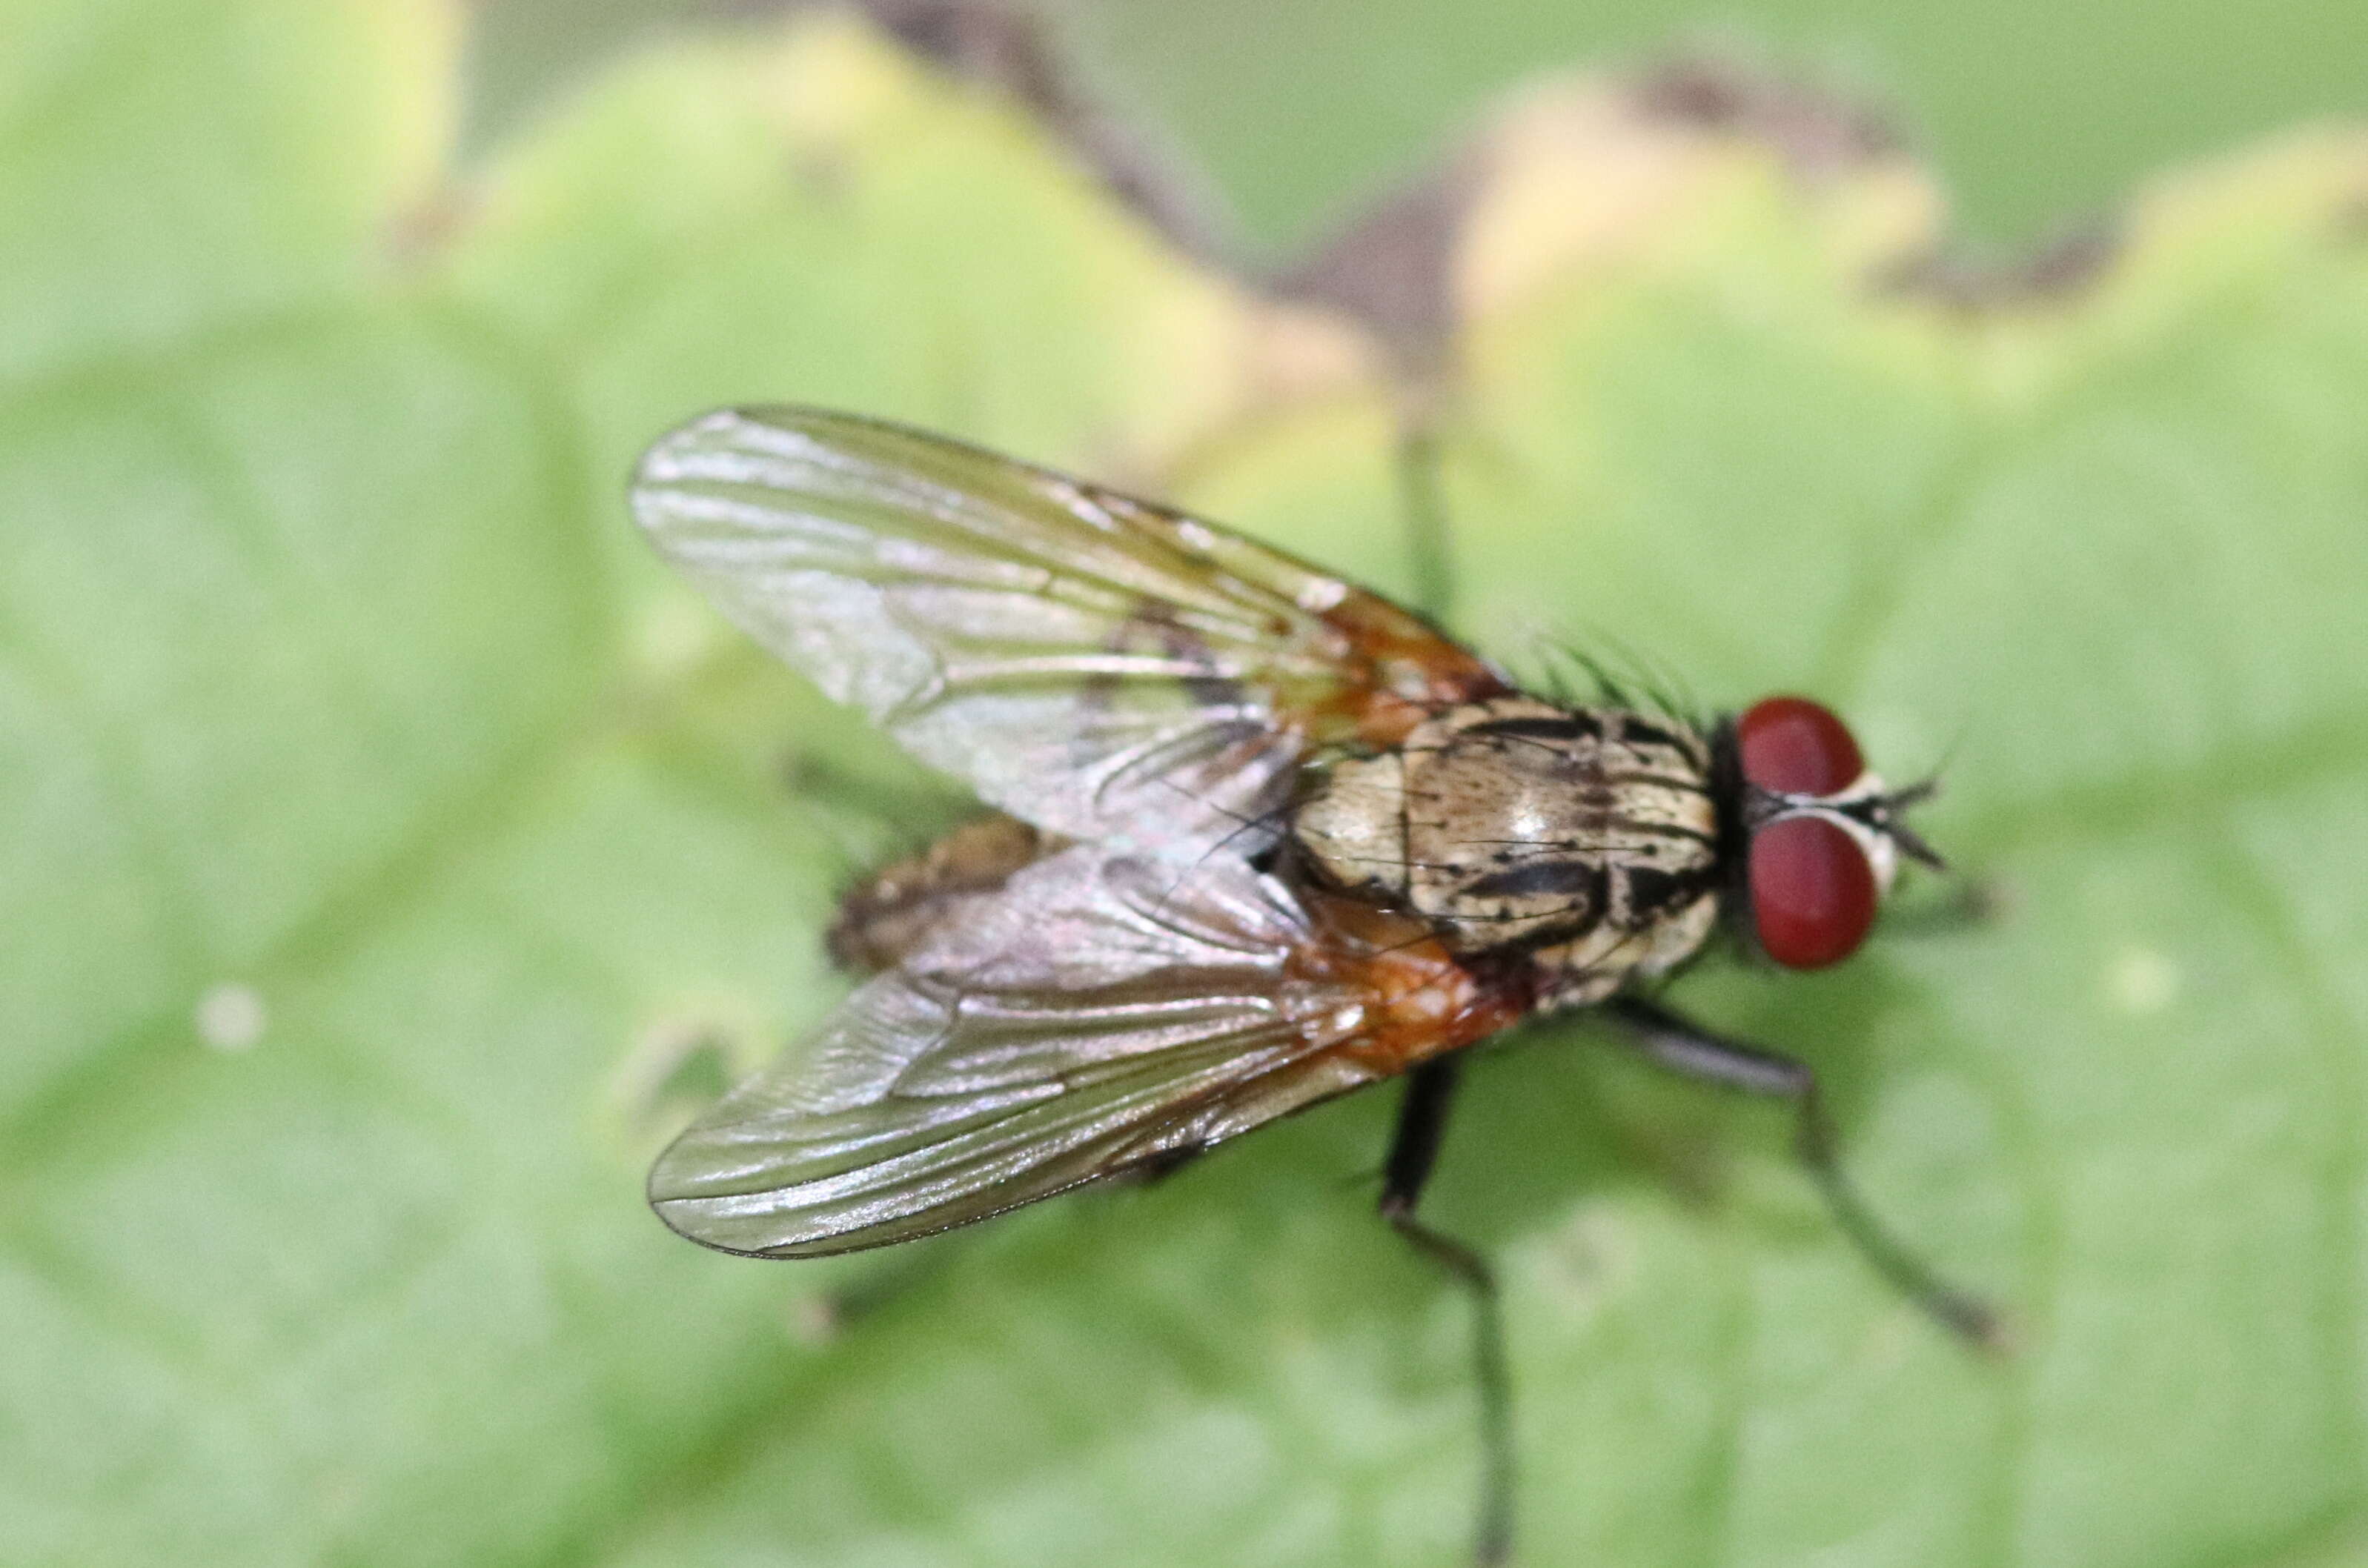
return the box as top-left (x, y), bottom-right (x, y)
top-left (840, 0), bottom-right (1229, 262)
top-left (1874, 216), bottom-right (2125, 310)
top-left (1630, 53), bottom-right (1903, 177)
top-left (1285, 156), bottom-right (1484, 380)
top-left (384, 182), bottom-right (476, 269)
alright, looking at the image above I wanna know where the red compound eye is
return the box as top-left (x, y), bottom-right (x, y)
top-left (1750, 814), bottom-right (1878, 969)
top-left (1738, 696), bottom-right (1865, 797)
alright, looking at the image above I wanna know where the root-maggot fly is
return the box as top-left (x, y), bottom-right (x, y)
top-left (631, 407), bottom-right (1994, 1564)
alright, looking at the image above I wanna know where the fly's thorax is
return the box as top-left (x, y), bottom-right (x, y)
top-left (1291, 696), bottom-right (1723, 971)
top-left (1529, 892), bottom-right (1721, 1009)
top-left (1290, 748), bottom-right (1407, 901)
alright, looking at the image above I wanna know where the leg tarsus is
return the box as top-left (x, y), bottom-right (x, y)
top-left (1381, 1062), bottom-right (1516, 1565)
top-left (1602, 997), bottom-right (2006, 1352)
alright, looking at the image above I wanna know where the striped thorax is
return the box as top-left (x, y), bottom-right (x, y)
top-left (1293, 696), bottom-right (1721, 1004)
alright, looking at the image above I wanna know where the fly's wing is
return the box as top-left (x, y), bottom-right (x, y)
top-left (648, 844), bottom-right (1522, 1257)
top-left (631, 408), bottom-right (1505, 854)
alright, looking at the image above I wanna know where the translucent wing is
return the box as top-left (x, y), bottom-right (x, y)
top-left (631, 408), bottom-right (1505, 853)
top-left (647, 844), bottom-right (1525, 1257)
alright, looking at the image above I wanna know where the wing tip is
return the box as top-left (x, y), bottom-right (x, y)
top-left (646, 1125), bottom-right (861, 1260)
top-left (627, 406), bottom-right (799, 548)
top-left (649, 1190), bottom-right (890, 1262)
top-left (630, 404), bottom-right (751, 484)
top-left (646, 1171), bottom-right (809, 1260)
top-left (646, 1127), bottom-right (763, 1254)
top-left (629, 405), bottom-right (872, 522)
top-left (647, 1197), bottom-right (745, 1257)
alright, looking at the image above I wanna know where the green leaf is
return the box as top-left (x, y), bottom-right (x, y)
top-left (5, 8), bottom-right (2364, 1568)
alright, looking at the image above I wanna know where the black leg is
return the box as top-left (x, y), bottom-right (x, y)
top-left (1393, 396), bottom-right (1513, 1561)
top-left (1602, 997), bottom-right (2003, 1349)
top-left (1380, 1059), bottom-right (1515, 1567)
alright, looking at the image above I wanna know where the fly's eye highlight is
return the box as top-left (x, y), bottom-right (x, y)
top-left (1737, 695), bottom-right (1865, 797)
top-left (1748, 814), bottom-right (1878, 969)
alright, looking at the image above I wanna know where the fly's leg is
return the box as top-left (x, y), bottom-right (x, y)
top-left (1602, 996), bottom-right (2003, 1349)
top-left (1380, 1059), bottom-right (1515, 1567)
top-left (1392, 355), bottom-right (1512, 1564)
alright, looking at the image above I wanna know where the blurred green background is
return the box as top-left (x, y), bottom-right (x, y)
top-left (476, 0), bottom-right (2368, 252)
top-left (11, 3), bottom-right (2368, 1566)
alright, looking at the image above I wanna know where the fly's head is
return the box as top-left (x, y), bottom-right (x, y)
top-left (1714, 696), bottom-right (1946, 970)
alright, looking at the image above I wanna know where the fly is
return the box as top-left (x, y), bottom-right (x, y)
top-left (629, 406), bottom-right (1995, 1565)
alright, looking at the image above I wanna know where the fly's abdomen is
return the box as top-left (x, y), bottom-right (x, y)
top-left (827, 813), bottom-right (1057, 973)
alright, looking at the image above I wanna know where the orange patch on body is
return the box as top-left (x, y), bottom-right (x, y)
top-left (1291, 892), bottom-right (1534, 1077)
top-left (1305, 590), bottom-right (1510, 748)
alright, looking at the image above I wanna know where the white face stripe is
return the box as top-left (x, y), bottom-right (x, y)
top-left (1762, 769), bottom-right (1899, 896)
